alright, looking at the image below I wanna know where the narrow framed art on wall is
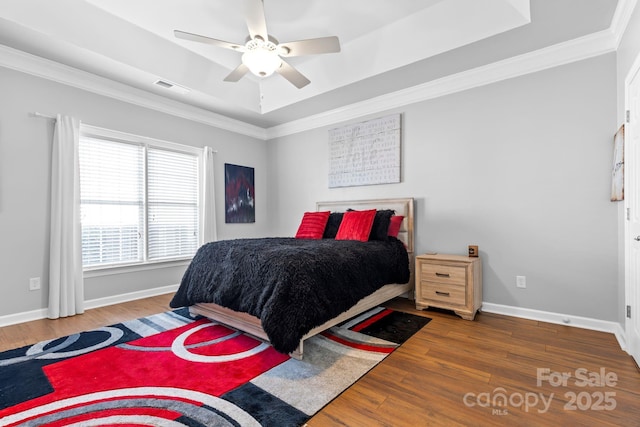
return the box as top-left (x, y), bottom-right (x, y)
top-left (611, 124), bottom-right (624, 202)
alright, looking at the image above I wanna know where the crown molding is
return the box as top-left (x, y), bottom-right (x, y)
top-left (266, 28), bottom-right (618, 139)
top-left (267, 0), bottom-right (636, 139)
top-left (0, 44), bottom-right (267, 140)
top-left (2, 0), bottom-right (635, 142)
top-left (611, 0), bottom-right (638, 48)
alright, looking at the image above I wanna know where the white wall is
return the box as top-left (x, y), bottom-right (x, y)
top-left (268, 54), bottom-right (619, 322)
top-left (0, 67), bottom-right (270, 316)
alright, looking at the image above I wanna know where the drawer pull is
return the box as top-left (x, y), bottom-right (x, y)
top-left (435, 291), bottom-right (450, 297)
top-left (435, 272), bottom-right (450, 278)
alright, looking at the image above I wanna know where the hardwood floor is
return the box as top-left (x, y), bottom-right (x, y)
top-left (0, 293), bottom-right (173, 352)
top-left (310, 299), bottom-right (640, 427)
top-left (1, 295), bottom-right (638, 426)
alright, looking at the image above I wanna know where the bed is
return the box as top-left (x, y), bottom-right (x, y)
top-left (169, 197), bottom-right (415, 359)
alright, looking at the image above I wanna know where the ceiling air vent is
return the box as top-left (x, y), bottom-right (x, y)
top-left (154, 79), bottom-right (190, 94)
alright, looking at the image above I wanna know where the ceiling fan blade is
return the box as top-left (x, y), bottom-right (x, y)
top-left (244, 0), bottom-right (268, 41)
top-left (278, 36), bottom-right (341, 57)
top-left (174, 30), bottom-right (244, 51)
top-left (276, 60), bottom-right (311, 89)
top-left (224, 63), bottom-right (250, 82)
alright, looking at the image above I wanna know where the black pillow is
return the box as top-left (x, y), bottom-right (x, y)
top-left (369, 209), bottom-right (395, 241)
top-left (323, 212), bottom-right (344, 238)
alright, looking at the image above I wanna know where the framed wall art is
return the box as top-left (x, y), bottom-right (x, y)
top-left (225, 163), bottom-right (255, 223)
top-left (328, 113), bottom-right (401, 188)
top-left (611, 124), bottom-right (624, 202)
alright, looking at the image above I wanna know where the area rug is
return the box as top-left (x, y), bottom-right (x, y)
top-left (0, 306), bottom-right (430, 426)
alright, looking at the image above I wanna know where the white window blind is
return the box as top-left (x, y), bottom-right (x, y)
top-left (79, 130), bottom-right (201, 269)
top-left (147, 148), bottom-right (199, 260)
top-left (79, 138), bottom-right (144, 267)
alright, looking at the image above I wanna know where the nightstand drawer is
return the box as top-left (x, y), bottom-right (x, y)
top-left (420, 263), bottom-right (466, 286)
top-left (420, 281), bottom-right (466, 305)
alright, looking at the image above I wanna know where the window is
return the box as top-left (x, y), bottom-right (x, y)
top-left (79, 126), bottom-right (201, 269)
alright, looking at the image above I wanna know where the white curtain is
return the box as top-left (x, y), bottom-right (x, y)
top-left (202, 146), bottom-right (218, 243)
top-left (48, 114), bottom-right (84, 319)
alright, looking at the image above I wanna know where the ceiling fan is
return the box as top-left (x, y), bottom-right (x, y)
top-left (174, 0), bottom-right (341, 89)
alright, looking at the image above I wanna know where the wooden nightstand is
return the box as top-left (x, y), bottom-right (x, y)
top-left (415, 253), bottom-right (482, 320)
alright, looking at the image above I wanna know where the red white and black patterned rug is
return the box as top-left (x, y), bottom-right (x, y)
top-left (0, 306), bottom-right (429, 426)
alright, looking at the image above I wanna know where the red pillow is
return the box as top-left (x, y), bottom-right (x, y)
top-left (335, 209), bottom-right (377, 242)
top-left (387, 215), bottom-right (404, 238)
top-left (295, 211), bottom-right (331, 239)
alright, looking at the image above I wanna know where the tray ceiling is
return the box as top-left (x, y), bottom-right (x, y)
top-left (0, 0), bottom-right (620, 128)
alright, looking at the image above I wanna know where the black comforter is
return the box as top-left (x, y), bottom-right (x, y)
top-left (170, 237), bottom-right (410, 354)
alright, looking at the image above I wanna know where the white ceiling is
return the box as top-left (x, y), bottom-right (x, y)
top-left (0, 0), bottom-right (622, 129)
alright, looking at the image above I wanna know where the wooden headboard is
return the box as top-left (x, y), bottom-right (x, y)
top-left (316, 197), bottom-right (415, 255)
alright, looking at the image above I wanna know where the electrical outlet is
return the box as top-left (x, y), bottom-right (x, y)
top-left (29, 277), bottom-right (41, 291)
top-left (516, 275), bottom-right (526, 289)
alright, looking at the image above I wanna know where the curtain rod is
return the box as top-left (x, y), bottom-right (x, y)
top-left (31, 112), bottom-right (219, 153)
top-left (31, 112), bottom-right (56, 120)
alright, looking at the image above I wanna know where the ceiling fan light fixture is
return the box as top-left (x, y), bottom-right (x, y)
top-left (174, 0), bottom-right (339, 88)
top-left (241, 38), bottom-right (281, 77)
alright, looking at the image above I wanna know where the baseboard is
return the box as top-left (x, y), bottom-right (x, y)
top-left (482, 302), bottom-right (628, 352)
top-left (83, 284), bottom-right (179, 311)
top-left (0, 308), bottom-right (50, 328)
top-left (0, 284), bottom-right (179, 328)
